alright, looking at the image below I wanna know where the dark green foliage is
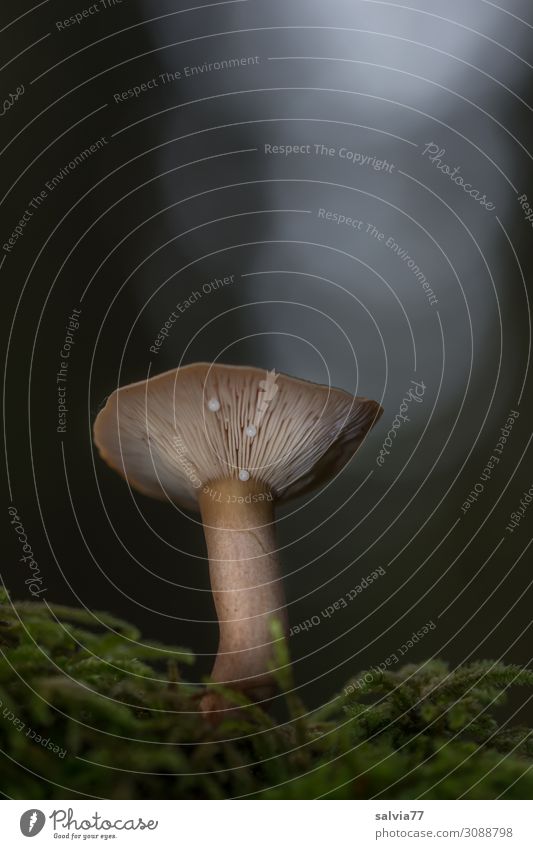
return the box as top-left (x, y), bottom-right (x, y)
top-left (0, 587), bottom-right (532, 799)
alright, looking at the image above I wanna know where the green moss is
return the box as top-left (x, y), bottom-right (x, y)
top-left (0, 587), bottom-right (531, 799)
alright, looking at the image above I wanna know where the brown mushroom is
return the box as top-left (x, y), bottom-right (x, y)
top-left (93, 362), bottom-right (382, 714)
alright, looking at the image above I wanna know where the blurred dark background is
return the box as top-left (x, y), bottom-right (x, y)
top-left (2, 0), bottom-right (533, 721)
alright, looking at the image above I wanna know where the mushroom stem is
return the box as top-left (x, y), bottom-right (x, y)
top-left (198, 479), bottom-right (287, 705)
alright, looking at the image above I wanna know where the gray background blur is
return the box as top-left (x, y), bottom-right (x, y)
top-left (3, 0), bottom-right (532, 716)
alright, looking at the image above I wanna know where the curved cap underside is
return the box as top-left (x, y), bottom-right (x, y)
top-left (93, 362), bottom-right (383, 511)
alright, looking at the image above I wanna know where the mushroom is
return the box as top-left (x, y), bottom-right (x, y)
top-left (93, 363), bottom-right (382, 714)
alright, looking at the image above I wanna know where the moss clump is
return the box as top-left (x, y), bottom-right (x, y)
top-left (0, 587), bottom-right (532, 799)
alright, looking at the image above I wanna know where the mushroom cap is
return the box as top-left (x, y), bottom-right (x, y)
top-left (93, 362), bottom-right (383, 511)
